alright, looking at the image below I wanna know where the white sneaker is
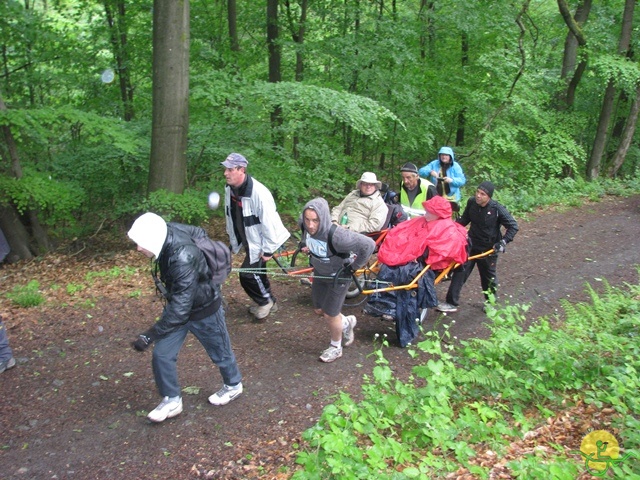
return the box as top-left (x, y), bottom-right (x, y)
top-left (299, 277), bottom-right (313, 286)
top-left (436, 302), bottom-right (458, 313)
top-left (249, 300), bottom-right (277, 319)
top-left (0, 356), bottom-right (16, 374)
top-left (208, 383), bottom-right (243, 406)
top-left (147, 396), bottom-right (183, 423)
top-left (342, 315), bottom-right (357, 347)
top-left (319, 346), bottom-right (343, 363)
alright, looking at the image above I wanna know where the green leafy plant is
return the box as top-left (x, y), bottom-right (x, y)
top-left (66, 283), bottom-right (85, 295)
top-left (294, 276), bottom-right (640, 478)
top-left (6, 280), bottom-right (45, 307)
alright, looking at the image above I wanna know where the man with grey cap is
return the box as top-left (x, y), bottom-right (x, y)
top-left (128, 212), bottom-right (243, 422)
top-left (331, 172), bottom-right (389, 233)
top-left (221, 153), bottom-right (290, 320)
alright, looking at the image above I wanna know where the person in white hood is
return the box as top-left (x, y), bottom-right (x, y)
top-left (128, 212), bottom-right (242, 423)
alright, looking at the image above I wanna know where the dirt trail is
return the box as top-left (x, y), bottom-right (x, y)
top-left (0, 194), bottom-right (638, 479)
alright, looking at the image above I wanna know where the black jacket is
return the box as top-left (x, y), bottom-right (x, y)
top-left (458, 197), bottom-right (519, 252)
top-left (151, 223), bottom-right (220, 338)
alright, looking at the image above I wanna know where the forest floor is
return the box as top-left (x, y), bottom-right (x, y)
top-left (1, 194), bottom-right (639, 480)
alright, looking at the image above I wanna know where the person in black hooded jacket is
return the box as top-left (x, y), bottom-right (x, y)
top-left (301, 198), bottom-right (375, 363)
top-left (128, 213), bottom-right (242, 423)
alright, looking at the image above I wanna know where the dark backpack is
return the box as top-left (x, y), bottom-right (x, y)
top-left (162, 223), bottom-right (232, 286)
top-left (194, 235), bottom-right (232, 284)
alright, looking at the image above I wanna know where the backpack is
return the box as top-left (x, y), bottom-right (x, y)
top-left (193, 234), bottom-right (232, 284)
top-left (155, 224), bottom-right (231, 297)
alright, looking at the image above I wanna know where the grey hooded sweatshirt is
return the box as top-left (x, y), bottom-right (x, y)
top-left (302, 198), bottom-right (376, 278)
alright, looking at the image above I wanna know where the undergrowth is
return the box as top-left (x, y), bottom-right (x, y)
top-left (293, 273), bottom-right (640, 479)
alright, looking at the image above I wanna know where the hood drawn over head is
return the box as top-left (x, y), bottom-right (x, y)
top-left (438, 146), bottom-right (455, 163)
top-left (127, 212), bottom-right (167, 259)
top-left (302, 197), bottom-right (332, 239)
top-left (422, 195), bottom-right (452, 219)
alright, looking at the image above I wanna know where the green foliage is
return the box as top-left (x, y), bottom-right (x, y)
top-left (0, 171), bottom-right (84, 232)
top-left (132, 189), bottom-right (212, 225)
top-left (66, 283), bottom-right (85, 296)
top-left (252, 82), bottom-right (404, 140)
top-left (6, 281), bottom-right (45, 308)
top-left (2, 0), bottom-right (640, 245)
top-left (84, 266), bottom-right (137, 283)
top-left (294, 275), bottom-right (640, 478)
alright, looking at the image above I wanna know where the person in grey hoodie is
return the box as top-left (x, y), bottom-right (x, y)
top-left (301, 198), bottom-right (376, 362)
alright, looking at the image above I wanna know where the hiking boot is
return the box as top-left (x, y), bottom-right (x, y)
top-left (0, 356), bottom-right (16, 374)
top-left (342, 315), bottom-right (357, 347)
top-left (319, 346), bottom-right (343, 363)
top-left (436, 302), bottom-right (458, 313)
top-left (300, 277), bottom-right (313, 286)
top-left (147, 396), bottom-right (183, 423)
top-left (249, 299), bottom-right (277, 319)
top-left (208, 383), bottom-right (243, 406)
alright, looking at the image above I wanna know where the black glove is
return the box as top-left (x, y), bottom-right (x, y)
top-left (132, 333), bottom-right (152, 352)
top-left (493, 239), bottom-right (506, 254)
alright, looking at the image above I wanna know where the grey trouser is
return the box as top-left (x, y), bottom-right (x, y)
top-left (151, 308), bottom-right (242, 398)
top-left (0, 320), bottom-right (13, 362)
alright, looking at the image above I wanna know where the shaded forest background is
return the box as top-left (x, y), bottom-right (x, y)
top-left (1, 0), bottom-right (640, 261)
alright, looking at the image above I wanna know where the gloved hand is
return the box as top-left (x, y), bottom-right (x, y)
top-left (132, 333), bottom-right (152, 352)
top-left (493, 239), bottom-right (507, 254)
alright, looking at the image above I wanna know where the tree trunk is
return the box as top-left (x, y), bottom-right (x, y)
top-left (267, 0), bottom-right (283, 147)
top-left (560, 0), bottom-right (590, 78)
top-left (228, 0), bottom-right (239, 51)
top-left (0, 205), bottom-right (33, 263)
top-left (103, 0), bottom-right (135, 121)
top-left (608, 84), bottom-right (640, 177)
top-left (0, 93), bottom-right (39, 260)
top-left (418, 0), bottom-right (435, 60)
top-left (557, 0), bottom-right (591, 109)
top-left (148, 0), bottom-right (190, 194)
top-left (284, 0), bottom-right (308, 159)
top-left (586, 0), bottom-right (634, 180)
top-left (456, 32), bottom-right (469, 146)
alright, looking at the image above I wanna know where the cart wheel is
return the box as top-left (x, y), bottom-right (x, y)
top-left (346, 275), bottom-right (366, 299)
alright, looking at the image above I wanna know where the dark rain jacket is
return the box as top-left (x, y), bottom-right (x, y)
top-left (151, 223), bottom-right (221, 338)
top-left (458, 197), bottom-right (519, 253)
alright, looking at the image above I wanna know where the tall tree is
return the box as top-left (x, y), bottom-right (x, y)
top-left (267, 0), bottom-right (283, 147)
top-left (103, 0), bottom-right (135, 121)
top-left (558, 0), bottom-right (591, 109)
top-left (608, 85), bottom-right (640, 177)
top-left (284, 0), bottom-right (308, 159)
top-left (586, 0), bottom-right (635, 180)
top-left (0, 92), bottom-right (45, 260)
top-left (228, 0), bottom-right (239, 51)
top-left (148, 0), bottom-right (190, 194)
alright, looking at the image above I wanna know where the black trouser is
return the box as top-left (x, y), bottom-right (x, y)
top-left (239, 251), bottom-right (274, 306)
top-left (445, 252), bottom-right (498, 306)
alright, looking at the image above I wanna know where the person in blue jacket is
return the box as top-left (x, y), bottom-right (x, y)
top-left (419, 146), bottom-right (466, 206)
